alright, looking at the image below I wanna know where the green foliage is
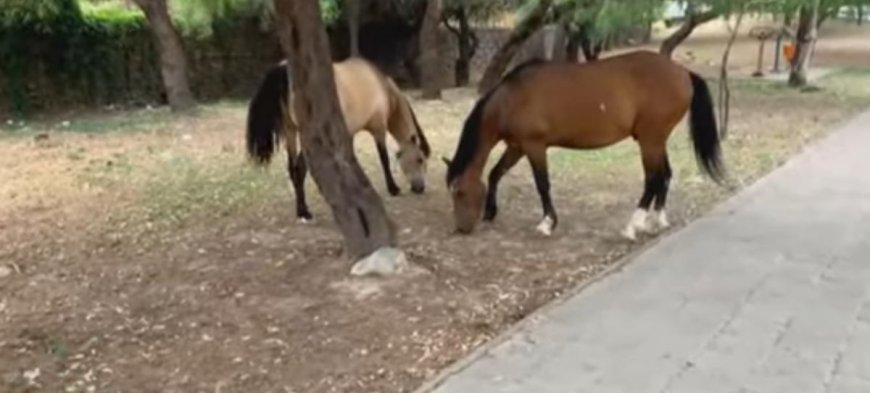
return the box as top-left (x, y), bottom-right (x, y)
top-left (170, 0), bottom-right (275, 37)
top-left (0, 0), bottom-right (159, 116)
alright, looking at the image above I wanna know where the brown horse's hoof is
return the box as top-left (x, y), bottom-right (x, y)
top-left (535, 216), bottom-right (554, 236)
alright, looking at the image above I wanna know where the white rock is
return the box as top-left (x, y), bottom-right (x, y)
top-left (350, 247), bottom-right (408, 276)
top-left (0, 266), bottom-right (11, 278)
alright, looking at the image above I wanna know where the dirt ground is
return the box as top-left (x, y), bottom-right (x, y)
top-left (2, 21), bottom-right (870, 393)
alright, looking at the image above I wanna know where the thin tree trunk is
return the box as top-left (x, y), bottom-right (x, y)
top-left (858, 5), bottom-right (864, 25)
top-left (720, 10), bottom-right (745, 140)
top-left (443, 7), bottom-right (477, 86)
top-left (660, 5), bottom-right (718, 58)
top-left (789, 2), bottom-right (818, 87)
top-left (578, 24), bottom-right (602, 61)
top-left (347, 0), bottom-right (361, 57)
top-left (273, 0), bottom-right (397, 261)
top-left (420, 0), bottom-right (443, 99)
top-left (565, 28), bottom-right (581, 61)
top-left (478, 0), bottom-right (553, 93)
top-left (133, 0), bottom-right (195, 112)
top-left (752, 40), bottom-right (765, 77)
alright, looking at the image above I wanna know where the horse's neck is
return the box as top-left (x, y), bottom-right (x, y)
top-left (386, 93), bottom-right (413, 143)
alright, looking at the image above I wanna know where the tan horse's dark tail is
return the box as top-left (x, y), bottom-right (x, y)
top-left (688, 71), bottom-right (725, 184)
top-left (246, 63), bottom-right (290, 165)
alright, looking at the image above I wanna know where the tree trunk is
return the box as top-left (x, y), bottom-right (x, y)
top-left (273, 0), bottom-right (397, 261)
top-left (445, 6), bottom-right (477, 87)
top-left (789, 3), bottom-right (818, 87)
top-left (132, 0), bottom-right (195, 112)
top-left (565, 29), bottom-right (581, 62)
top-left (659, 7), bottom-right (719, 58)
top-left (347, 0), bottom-right (361, 57)
top-left (420, 0), bottom-right (443, 99)
top-left (578, 25), bottom-right (602, 61)
top-left (478, 0), bottom-right (553, 93)
top-left (719, 9), bottom-right (745, 140)
top-left (858, 5), bottom-right (864, 25)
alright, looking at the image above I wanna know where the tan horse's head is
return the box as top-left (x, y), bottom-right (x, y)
top-left (392, 96), bottom-right (431, 194)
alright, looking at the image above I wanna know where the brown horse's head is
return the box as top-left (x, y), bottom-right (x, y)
top-left (446, 161), bottom-right (485, 234)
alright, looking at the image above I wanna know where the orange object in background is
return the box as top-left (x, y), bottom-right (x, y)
top-left (784, 43), bottom-right (796, 63)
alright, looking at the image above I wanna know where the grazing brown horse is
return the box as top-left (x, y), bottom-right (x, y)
top-left (246, 58), bottom-right (431, 221)
top-left (444, 51), bottom-right (724, 240)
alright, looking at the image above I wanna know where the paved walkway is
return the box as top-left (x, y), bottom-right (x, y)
top-left (419, 110), bottom-right (870, 393)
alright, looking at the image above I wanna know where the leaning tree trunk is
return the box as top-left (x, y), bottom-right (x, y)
top-left (660, 6), bottom-right (719, 58)
top-left (273, 0), bottom-right (397, 261)
top-left (789, 3), bottom-right (818, 87)
top-left (478, 0), bottom-right (553, 93)
top-left (133, 0), bottom-right (195, 112)
top-left (347, 0), bottom-right (361, 57)
top-left (420, 0), bottom-right (443, 99)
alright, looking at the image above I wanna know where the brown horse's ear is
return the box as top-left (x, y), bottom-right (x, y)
top-left (441, 156), bottom-right (452, 167)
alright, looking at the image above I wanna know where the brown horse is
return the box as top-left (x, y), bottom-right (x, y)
top-left (246, 57), bottom-right (431, 221)
top-left (444, 51), bottom-right (724, 240)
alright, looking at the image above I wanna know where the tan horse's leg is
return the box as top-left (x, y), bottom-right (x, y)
top-left (370, 128), bottom-right (401, 196)
top-left (483, 145), bottom-right (524, 222)
top-left (285, 125), bottom-right (313, 222)
top-left (622, 143), bottom-right (670, 240)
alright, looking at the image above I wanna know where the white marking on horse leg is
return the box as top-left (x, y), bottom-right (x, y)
top-left (297, 217), bottom-right (313, 224)
top-left (536, 216), bottom-right (554, 236)
top-left (631, 208), bottom-right (650, 232)
top-left (621, 225), bottom-right (637, 241)
top-left (621, 208), bottom-right (649, 240)
top-left (654, 209), bottom-right (670, 230)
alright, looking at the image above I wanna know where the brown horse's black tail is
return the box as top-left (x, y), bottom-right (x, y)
top-left (688, 71), bottom-right (725, 183)
top-left (246, 63), bottom-right (290, 165)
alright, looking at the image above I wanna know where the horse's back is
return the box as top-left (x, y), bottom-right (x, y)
top-left (333, 58), bottom-right (392, 132)
top-left (497, 51), bottom-right (692, 148)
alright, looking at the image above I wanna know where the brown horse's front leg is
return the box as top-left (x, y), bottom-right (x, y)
top-left (484, 146), bottom-right (524, 222)
top-left (527, 146), bottom-right (558, 236)
top-left (375, 140), bottom-right (401, 196)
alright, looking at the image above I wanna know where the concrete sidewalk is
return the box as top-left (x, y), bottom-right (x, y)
top-left (420, 110), bottom-right (870, 393)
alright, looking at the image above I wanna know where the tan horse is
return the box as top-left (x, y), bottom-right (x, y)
top-left (444, 51), bottom-right (724, 239)
top-left (246, 57), bottom-right (431, 221)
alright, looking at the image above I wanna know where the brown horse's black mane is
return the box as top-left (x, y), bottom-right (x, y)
top-left (446, 58), bottom-right (548, 185)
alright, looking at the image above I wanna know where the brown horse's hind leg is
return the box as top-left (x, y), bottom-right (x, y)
top-left (484, 145), bottom-right (524, 222)
top-left (622, 144), bottom-right (669, 240)
top-left (525, 144), bottom-right (558, 236)
top-left (652, 154), bottom-right (673, 230)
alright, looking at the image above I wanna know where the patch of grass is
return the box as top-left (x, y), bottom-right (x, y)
top-left (60, 109), bottom-right (174, 134)
top-left (135, 154), bottom-right (285, 229)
